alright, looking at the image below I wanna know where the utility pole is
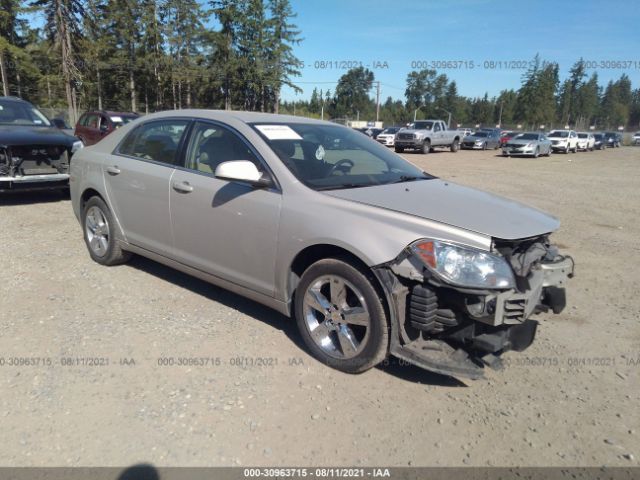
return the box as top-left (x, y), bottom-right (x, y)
top-left (498, 101), bottom-right (503, 127)
top-left (375, 81), bottom-right (380, 123)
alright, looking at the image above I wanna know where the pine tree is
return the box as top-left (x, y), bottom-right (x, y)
top-left (30, 0), bottom-right (84, 122)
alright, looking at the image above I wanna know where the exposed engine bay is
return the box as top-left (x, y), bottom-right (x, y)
top-left (374, 235), bottom-right (574, 380)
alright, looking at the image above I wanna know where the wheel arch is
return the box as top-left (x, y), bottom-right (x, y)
top-left (80, 188), bottom-right (105, 211)
top-left (286, 243), bottom-right (388, 316)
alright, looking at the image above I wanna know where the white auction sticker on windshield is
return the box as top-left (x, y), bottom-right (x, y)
top-left (110, 116), bottom-right (123, 123)
top-left (315, 145), bottom-right (325, 160)
top-left (255, 125), bottom-right (302, 140)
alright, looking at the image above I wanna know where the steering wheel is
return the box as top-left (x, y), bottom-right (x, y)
top-left (328, 159), bottom-right (354, 176)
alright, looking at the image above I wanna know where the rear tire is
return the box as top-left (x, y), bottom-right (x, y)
top-left (294, 258), bottom-right (389, 374)
top-left (82, 196), bottom-right (131, 266)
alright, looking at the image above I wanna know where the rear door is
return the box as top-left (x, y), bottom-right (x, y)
top-left (104, 118), bottom-right (190, 257)
top-left (169, 120), bottom-right (282, 295)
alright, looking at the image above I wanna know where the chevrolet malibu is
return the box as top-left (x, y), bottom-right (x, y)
top-left (70, 111), bottom-right (574, 379)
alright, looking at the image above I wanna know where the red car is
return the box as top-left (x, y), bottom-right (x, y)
top-left (500, 130), bottom-right (520, 146)
top-left (74, 110), bottom-right (139, 146)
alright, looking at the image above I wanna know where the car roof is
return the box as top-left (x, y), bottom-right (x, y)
top-left (134, 109), bottom-right (334, 126)
top-left (83, 110), bottom-right (139, 116)
top-left (0, 96), bottom-right (31, 104)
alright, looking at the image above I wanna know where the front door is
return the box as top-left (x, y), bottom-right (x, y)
top-left (169, 120), bottom-right (282, 296)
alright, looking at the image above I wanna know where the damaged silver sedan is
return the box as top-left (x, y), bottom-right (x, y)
top-left (70, 110), bottom-right (573, 380)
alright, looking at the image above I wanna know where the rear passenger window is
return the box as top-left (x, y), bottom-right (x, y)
top-left (118, 120), bottom-right (189, 165)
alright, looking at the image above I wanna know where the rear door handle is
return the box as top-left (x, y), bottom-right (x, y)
top-left (172, 181), bottom-right (194, 193)
top-left (106, 166), bottom-right (121, 175)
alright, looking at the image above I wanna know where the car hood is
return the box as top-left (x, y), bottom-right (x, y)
top-left (0, 125), bottom-right (78, 147)
top-left (325, 179), bottom-right (560, 240)
top-left (507, 138), bottom-right (538, 145)
top-left (464, 135), bottom-right (487, 141)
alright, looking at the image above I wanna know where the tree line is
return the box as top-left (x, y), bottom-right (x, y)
top-left (0, 0), bottom-right (302, 123)
top-left (1, 2), bottom-right (639, 131)
top-left (282, 57), bottom-right (640, 131)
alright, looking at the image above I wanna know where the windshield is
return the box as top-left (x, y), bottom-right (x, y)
top-left (252, 123), bottom-right (431, 190)
top-left (381, 128), bottom-right (399, 134)
top-left (0, 100), bottom-right (52, 126)
top-left (549, 130), bottom-right (569, 138)
top-left (514, 133), bottom-right (539, 140)
top-left (473, 132), bottom-right (488, 138)
top-left (411, 121), bottom-right (433, 130)
top-left (110, 115), bottom-right (137, 127)
top-left (578, 133), bottom-right (588, 138)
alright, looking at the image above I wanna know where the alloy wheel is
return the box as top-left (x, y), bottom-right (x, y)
top-left (302, 275), bottom-right (370, 359)
top-left (85, 206), bottom-right (110, 257)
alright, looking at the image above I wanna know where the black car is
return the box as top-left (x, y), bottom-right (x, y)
top-left (603, 131), bottom-right (622, 148)
top-left (0, 96), bottom-right (82, 192)
top-left (593, 133), bottom-right (607, 150)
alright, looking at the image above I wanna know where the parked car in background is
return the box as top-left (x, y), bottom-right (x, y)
top-left (502, 132), bottom-right (552, 157)
top-left (75, 110), bottom-right (139, 146)
top-left (394, 119), bottom-right (462, 154)
top-left (576, 132), bottom-right (595, 151)
top-left (548, 130), bottom-right (578, 153)
top-left (455, 128), bottom-right (473, 138)
top-left (375, 127), bottom-right (400, 146)
top-left (633, 132), bottom-right (640, 145)
top-left (603, 132), bottom-right (622, 148)
top-left (69, 110), bottom-right (573, 379)
top-left (593, 133), bottom-right (607, 150)
top-left (0, 96), bottom-right (82, 192)
top-left (461, 130), bottom-right (501, 150)
top-left (51, 117), bottom-right (75, 135)
top-left (499, 130), bottom-right (520, 146)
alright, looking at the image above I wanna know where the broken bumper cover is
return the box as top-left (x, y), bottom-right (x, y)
top-left (0, 173), bottom-right (70, 192)
top-left (373, 255), bottom-right (574, 380)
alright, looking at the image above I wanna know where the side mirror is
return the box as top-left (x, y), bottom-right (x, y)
top-left (215, 160), bottom-right (272, 187)
top-left (52, 118), bottom-right (67, 129)
top-left (99, 123), bottom-right (109, 132)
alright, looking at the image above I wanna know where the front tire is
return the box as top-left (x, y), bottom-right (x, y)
top-left (421, 140), bottom-right (431, 154)
top-left (294, 258), bottom-right (389, 374)
top-left (82, 196), bottom-right (131, 266)
top-left (450, 139), bottom-right (459, 152)
top-left (394, 146), bottom-right (404, 153)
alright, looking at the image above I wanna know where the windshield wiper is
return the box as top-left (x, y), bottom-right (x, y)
top-left (315, 183), bottom-right (372, 191)
top-left (388, 175), bottom-right (426, 184)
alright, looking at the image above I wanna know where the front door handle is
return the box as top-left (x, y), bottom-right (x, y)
top-left (106, 166), bottom-right (121, 175)
top-left (172, 181), bottom-right (194, 193)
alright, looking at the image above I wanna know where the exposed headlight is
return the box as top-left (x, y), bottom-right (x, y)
top-left (71, 140), bottom-right (84, 154)
top-left (411, 239), bottom-right (516, 289)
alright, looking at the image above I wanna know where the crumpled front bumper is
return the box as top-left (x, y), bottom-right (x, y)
top-left (373, 253), bottom-right (574, 380)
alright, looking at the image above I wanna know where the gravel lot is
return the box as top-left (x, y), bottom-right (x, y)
top-left (1, 146), bottom-right (639, 467)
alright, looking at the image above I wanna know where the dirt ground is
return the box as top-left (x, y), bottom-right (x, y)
top-left (0, 145), bottom-right (639, 467)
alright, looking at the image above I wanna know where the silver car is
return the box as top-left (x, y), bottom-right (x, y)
top-left (70, 110), bottom-right (574, 379)
top-left (502, 132), bottom-right (552, 157)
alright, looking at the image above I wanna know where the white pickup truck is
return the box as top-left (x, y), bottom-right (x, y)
top-left (394, 119), bottom-right (461, 154)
